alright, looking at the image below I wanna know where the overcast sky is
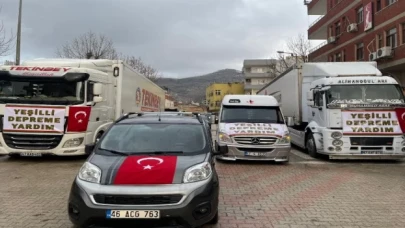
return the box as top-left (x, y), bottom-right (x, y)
top-left (0, 0), bottom-right (321, 78)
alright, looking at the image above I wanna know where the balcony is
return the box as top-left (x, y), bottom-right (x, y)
top-left (306, 0), bottom-right (327, 16)
top-left (244, 72), bottom-right (276, 79)
top-left (244, 83), bottom-right (266, 90)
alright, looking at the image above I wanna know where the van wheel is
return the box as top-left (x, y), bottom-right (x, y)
top-left (306, 133), bottom-right (319, 158)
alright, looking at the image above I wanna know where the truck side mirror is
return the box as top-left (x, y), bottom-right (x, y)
top-left (286, 117), bottom-right (294, 127)
top-left (93, 96), bottom-right (103, 103)
top-left (307, 100), bottom-right (314, 106)
top-left (306, 91), bottom-right (314, 100)
top-left (93, 83), bottom-right (103, 95)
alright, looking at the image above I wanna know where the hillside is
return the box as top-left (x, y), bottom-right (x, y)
top-left (155, 69), bottom-right (244, 103)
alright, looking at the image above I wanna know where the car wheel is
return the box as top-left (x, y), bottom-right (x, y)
top-left (306, 133), bottom-right (319, 158)
top-left (207, 210), bottom-right (219, 224)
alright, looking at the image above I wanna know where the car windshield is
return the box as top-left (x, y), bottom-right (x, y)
top-left (220, 105), bottom-right (284, 124)
top-left (326, 84), bottom-right (405, 105)
top-left (0, 79), bottom-right (84, 105)
top-left (98, 123), bottom-right (207, 154)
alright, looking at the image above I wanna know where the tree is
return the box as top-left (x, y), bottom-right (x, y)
top-left (56, 31), bottom-right (117, 59)
top-left (56, 31), bottom-right (160, 81)
top-left (276, 33), bottom-right (311, 74)
top-left (0, 7), bottom-right (15, 57)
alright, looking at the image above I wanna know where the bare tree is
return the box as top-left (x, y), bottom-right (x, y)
top-left (0, 7), bottom-right (15, 57)
top-left (276, 33), bottom-right (311, 74)
top-left (120, 55), bottom-right (161, 82)
top-left (56, 31), bottom-right (116, 59)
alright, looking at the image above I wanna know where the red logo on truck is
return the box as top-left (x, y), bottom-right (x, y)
top-left (395, 108), bottom-right (405, 133)
top-left (67, 106), bottom-right (91, 132)
top-left (141, 89), bottom-right (160, 111)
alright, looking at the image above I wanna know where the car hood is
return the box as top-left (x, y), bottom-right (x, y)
top-left (89, 153), bottom-right (207, 185)
top-left (218, 122), bottom-right (288, 137)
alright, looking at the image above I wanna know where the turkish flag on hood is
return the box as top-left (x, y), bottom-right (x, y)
top-left (113, 156), bottom-right (178, 185)
top-left (395, 108), bottom-right (405, 133)
top-left (67, 106), bottom-right (91, 132)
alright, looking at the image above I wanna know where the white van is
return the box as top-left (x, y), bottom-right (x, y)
top-left (214, 95), bottom-right (291, 163)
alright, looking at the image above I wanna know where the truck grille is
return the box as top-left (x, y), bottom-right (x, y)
top-left (2, 133), bottom-right (63, 150)
top-left (350, 137), bottom-right (393, 146)
top-left (93, 194), bottom-right (183, 205)
top-left (233, 136), bottom-right (278, 145)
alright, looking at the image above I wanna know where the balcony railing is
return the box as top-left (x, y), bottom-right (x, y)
top-left (309, 15), bottom-right (325, 28)
top-left (309, 41), bottom-right (328, 54)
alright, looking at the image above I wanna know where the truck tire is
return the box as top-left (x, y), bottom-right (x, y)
top-left (95, 132), bottom-right (103, 143)
top-left (306, 133), bottom-right (319, 158)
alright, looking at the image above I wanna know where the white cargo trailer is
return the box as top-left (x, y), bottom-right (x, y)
top-left (257, 61), bottom-right (405, 160)
top-left (0, 58), bottom-right (165, 157)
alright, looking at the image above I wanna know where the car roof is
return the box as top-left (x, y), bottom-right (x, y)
top-left (117, 113), bottom-right (202, 125)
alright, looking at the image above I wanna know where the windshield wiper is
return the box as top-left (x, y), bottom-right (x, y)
top-left (98, 148), bottom-right (128, 156)
top-left (150, 151), bottom-right (184, 155)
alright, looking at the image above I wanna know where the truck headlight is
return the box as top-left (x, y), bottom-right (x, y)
top-left (183, 162), bottom-right (212, 183)
top-left (63, 137), bottom-right (84, 148)
top-left (332, 139), bottom-right (343, 146)
top-left (78, 162), bottom-right (101, 184)
top-left (218, 132), bottom-right (232, 143)
top-left (331, 132), bottom-right (342, 139)
top-left (278, 134), bottom-right (291, 144)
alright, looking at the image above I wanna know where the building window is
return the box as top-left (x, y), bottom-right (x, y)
top-left (376, 0), bottom-right (382, 11)
top-left (386, 0), bottom-right (397, 7)
top-left (215, 101), bottom-right (220, 107)
top-left (245, 79), bottom-right (251, 83)
top-left (378, 34), bottom-right (383, 48)
top-left (386, 28), bottom-right (397, 48)
top-left (402, 23), bottom-right (405, 44)
top-left (215, 90), bottom-right (221, 95)
top-left (356, 7), bottom-right (363, 24)
top-left (335, 53), bottom-right (342, 62)
top-left (335, 21), bottom-right (341, 36)
top-left (356, 43), bottom-right (364, 61)
top-left (342, 50), bottom-right (346, 61)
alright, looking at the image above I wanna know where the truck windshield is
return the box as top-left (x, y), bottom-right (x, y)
top-left (0, 79), bottom-right (84, 105)
top-left (326, 84), bottom-right (405, 105)
top-left (220, 105), bottom-right (284, 124)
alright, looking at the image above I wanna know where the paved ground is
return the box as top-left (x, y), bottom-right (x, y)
top-left (0, 126), bottom-right (405, 228)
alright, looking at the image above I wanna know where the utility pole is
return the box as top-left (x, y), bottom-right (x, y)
top-left (15, 0), bottom-right (22, 65)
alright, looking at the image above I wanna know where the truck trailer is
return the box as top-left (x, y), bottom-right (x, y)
top-left (257, 61), bottom-right (405, 160)
top-left (0, 58), bottom-right (165, 157)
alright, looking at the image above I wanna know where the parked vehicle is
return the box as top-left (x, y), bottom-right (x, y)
top-left (68, 112), bottom-right (225, 228)
top-left (214, 95), bottom-right (291, 162)
top-left (0, 59), bottom-right (165, 157)
top-left (257, 61), bottom-right (405, 160)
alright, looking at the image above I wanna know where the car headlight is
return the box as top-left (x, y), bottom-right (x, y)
top-left (78, 162), bottom-right (101, 184)
top-left (183, 162), bottom-right (212, 183)
top-left (63, 137), bottom-right (84, 148)
top-left (218, 132), bottom-right (232, 143)
top-left (278, 133), bottom-right (291, 144)
top-left (332, 139), bottom-right (343, 146)
top-left (331, 132), bottom-right (342, 139)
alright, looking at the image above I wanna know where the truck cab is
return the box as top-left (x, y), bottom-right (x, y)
top-left (215, 95), bottom-right (291, 163)
top-left (298, 76), bottom-right (405, 159)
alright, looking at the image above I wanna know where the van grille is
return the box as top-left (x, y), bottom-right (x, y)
top-left (93, 194), bottom-right (183, 205)
top-left (3, 133), bottom-right (62, 150)
top-left (233, 136), bottom-right (278, 145)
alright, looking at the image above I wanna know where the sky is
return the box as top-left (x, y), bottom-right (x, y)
top-left (0, 0), bottom-right (323, 78)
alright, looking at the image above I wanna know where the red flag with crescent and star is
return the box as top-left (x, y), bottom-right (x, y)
top-left (113, 156), bottom-right (178, 185)
top-left (395, 108), bottom-right (405, 133)
top-left (67, 106), bottom-right (91, 132)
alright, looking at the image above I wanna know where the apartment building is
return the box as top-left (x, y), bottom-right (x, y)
top-left (243, 59), bottom-right (279, 94)
top-left (205, 82), bottom-right (244, 112)
top-left (306, 0), bottom-right (405, 84)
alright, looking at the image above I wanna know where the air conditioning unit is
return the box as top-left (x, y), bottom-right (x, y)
top-left (377, 47), bottom-right (393, 58)
top-left (347, 23), bottom-right (358, 33)
top-left (327, 36), bottom-right (337, 44)
top-left (369, 52), bottom-right (377, 61)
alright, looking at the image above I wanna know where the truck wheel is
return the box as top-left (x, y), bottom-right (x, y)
top-left (95, 132), bottom-right (103, 143)
top-left (306, 133), bottom-right (319, 158)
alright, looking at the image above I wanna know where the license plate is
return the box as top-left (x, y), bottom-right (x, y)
top-left (106, 210), bottom-right (160, 219)
top-left (19, 152), bottom-right (42, 157)
top-left (245, 152), bottom-right (267, 157)
top-left (361, 151), bottom-right (383, 155)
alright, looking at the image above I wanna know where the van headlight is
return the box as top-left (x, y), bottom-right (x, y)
top-left (331, 132), bottom-right (342, 139)
top-left (63, 137), bottom-right (84, 148)
top-left (218, 132), bottom-right (232, 143)
top-left (278, 134), bottom-right (291, 144)
top-left (78, 162), bottom-right (101, 184)
top-left (183, 162), bottom-right (212, 183)
top-left (332, 139), bottom-right (343, 146)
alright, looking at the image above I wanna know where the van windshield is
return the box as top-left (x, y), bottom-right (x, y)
top-left (220, 105), bottom-right (284, 124)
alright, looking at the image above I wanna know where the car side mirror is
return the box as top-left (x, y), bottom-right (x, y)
top-left (213, 145), bottom-right (228, 155)
top-left (85, 143), bottom-right (96, 155)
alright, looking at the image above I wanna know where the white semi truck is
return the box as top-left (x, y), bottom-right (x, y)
top-left (257, 61), bottom-right (405, 160)
top-left (0, 58), bottom-right (165, 157)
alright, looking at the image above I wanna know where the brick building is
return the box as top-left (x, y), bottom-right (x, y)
top-left (306, 0), bottom-right (405, 85)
